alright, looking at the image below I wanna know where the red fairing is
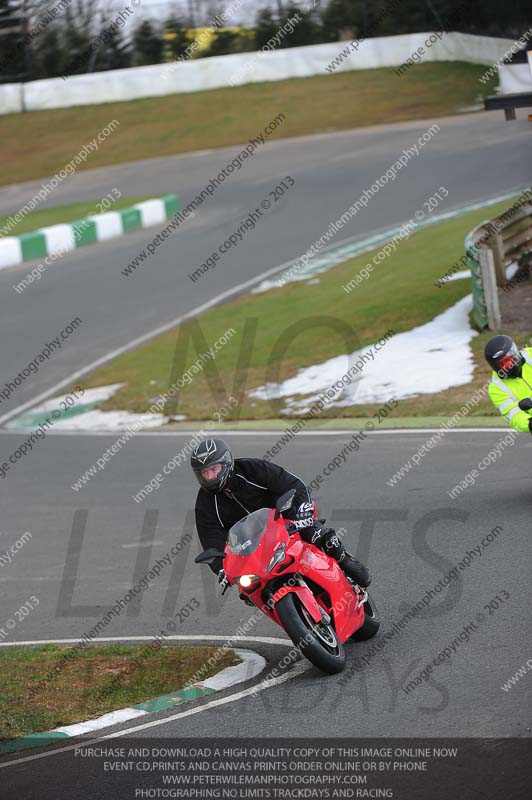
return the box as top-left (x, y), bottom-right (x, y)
top-left (222, 508), bottom-right (365, 644)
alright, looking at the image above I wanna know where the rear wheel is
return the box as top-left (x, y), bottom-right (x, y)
top-left (275, 592), bottom-right (345, 674)
top-left (350, 591), bottom-right (380, 641)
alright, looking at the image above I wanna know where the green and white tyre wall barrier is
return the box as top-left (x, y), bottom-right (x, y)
top-left (0, 194), bottom-right (179, 270)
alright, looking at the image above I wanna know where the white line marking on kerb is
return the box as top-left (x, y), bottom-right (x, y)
top-left (0, 186), bottom-right (527, 430)
top-left (0, 634), bottom-right (291, 648)
top-left (0, 427), bottom-right (510, 437)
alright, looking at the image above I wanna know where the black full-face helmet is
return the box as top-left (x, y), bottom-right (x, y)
top-left (484, 335), bottom-right (524, 379)
top-left (190, 438), bottom-right (234, 493)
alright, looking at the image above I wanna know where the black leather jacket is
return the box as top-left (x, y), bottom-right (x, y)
top-left (194, 458), bottom-right (311, 572)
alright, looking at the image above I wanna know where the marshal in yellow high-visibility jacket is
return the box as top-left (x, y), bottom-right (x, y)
top-left (488, 344), bottom-right (532, 432)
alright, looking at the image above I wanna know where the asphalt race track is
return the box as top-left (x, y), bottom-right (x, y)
top-left (1, 431), bottom-right (531, 738)
top-left (1, 428), bottom-right (532, 794)
top-left (1, 112), bottom-right (532, 795)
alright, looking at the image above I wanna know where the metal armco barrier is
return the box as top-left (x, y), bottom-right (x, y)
top-left (466, 197), bottom-right (532, 330)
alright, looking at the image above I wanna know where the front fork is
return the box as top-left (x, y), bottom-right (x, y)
top-left (266, 575), bottom-right (324, 625)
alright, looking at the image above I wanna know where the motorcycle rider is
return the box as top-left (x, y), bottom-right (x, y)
top-left (485, 335), bottom-right (532, 433)
top-left (191, 438), bottom-right (371, 597)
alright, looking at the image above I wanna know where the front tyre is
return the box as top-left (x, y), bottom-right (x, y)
top-left (275, 592), bottom-right (345, 674)
top-left (350, 591), bottom-right (380, 641)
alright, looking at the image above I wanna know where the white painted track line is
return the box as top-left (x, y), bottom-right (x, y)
top-left (0, 427), bottom-right (510, 437)
top-left (0, 634), bottom-right (292, 648)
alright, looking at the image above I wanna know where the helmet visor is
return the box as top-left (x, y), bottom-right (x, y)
top-left (200, 464), bottom-right (222, 481)
top-left (496, 344), bottom-right (521, 377)
top-left (193, 452), bottom-right (232, 492)
top-left (497, 354), bottom-right (515, 372)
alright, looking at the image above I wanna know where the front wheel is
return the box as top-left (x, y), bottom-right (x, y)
top-left (275, 592), bottom-right (345, 674)
top-left (350, 591), bottom-right (380, 641)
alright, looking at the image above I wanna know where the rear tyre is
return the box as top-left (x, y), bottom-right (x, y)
top-left (350, 591), bottom-right (380, 641)
top-left (275, 592), bottom-right (345, 674)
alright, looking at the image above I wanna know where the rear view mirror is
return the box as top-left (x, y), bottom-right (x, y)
top-left (194, 548), bottom-right (226, 564)
top-left (274, 488), bottom-right (296, 520)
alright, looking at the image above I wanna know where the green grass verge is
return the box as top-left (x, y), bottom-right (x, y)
top-left (0, 644), bottom-right (238, 740)
top-left (0, 196), bottom-right (155, 237)
top-left (0, 62), bottom-right (496, 187)
top-left (77, 195), bottom-right (531, 424)
top-left (162, 417), bottom-right (507, 431)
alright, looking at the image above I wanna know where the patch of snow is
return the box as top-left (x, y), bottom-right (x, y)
top-left (8, 383), bottom-right (186, 431)
top-left (445, 269), bottom-right (471, 282)
top-left (506, 262), bottom-right (519, 280)
top-left (249, 295), bottom-right (477, 412)
top-left (57, 383), bottom-right (125, 406)
top-left (52, 409), bottom-right (170, 431)
top-left (446, 262), bottom-right (518, 284)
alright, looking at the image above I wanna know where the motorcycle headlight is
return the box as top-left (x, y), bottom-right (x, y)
top-left (235, 574), bottom-right (260, 588)
top-left (267, 543), bottom-right (287, 573)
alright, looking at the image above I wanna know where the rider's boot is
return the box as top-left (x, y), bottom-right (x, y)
top-left (337, 550), bottom-right (372, 587)
top-left (319, 528), bottom-right (372, 588)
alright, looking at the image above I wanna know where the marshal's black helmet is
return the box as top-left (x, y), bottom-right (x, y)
top-left (190, 438), bottom-right (234, 493)
top-left (484, 335), bottom-right (523, 379)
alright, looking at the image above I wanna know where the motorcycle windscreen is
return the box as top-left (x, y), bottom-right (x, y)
top-left (227, 507), bottom-right (271, 556)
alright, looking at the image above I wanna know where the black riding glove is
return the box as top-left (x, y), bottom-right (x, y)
top-left (518, 398), bottom-right (532, 412)
top-left (209, 556), bottom-right (224, 575)
top-left (217, 569), bottom-right (229, 592)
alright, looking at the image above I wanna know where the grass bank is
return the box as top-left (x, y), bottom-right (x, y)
top-left (0, 644), bottom-right (238, 740)
top-left (0, 196), bottom-right (154, 237)
top-left (0, 63), bottom-right (495, 187)
top-left (162, 417), bottom-right (507, 431)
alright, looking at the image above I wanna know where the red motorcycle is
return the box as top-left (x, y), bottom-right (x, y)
top-left (195, 489), bottom-right (379, 674)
